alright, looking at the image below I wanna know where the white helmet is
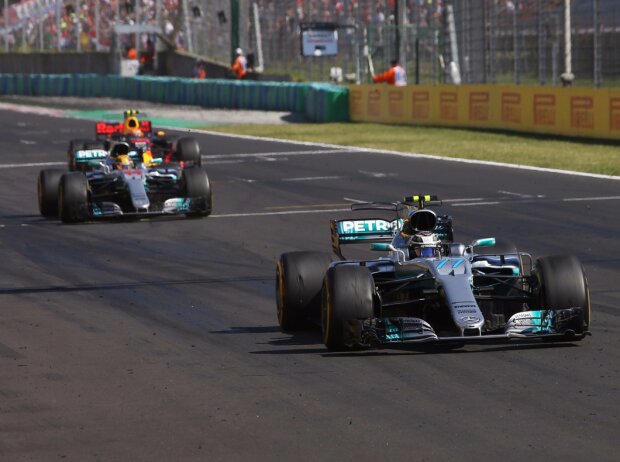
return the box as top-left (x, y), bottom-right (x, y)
top-left (235, 48), bottom-right (243, 55)
top-left (409, 231), bottom-right (441, 259)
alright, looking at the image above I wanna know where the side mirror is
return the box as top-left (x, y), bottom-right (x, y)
top-left (370, 243), bottom-right (393, 251)
top-left (473, 238), bottom-right (496, 247)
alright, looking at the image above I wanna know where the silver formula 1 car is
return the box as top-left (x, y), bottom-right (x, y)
top-left (276, 195), bottom-right (590, 350)
top-left (37, 142), bottom-right (212, 223)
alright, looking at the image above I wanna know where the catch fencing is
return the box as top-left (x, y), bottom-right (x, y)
top-left (2, 0), bottom-right (619, 87)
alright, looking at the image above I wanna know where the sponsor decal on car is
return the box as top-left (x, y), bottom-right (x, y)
top-left (337, 219), bottom-right (401, 235)
top-left (75, 149), bottom-right (108, 160)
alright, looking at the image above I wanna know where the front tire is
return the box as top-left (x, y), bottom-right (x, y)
top-left (322, 265), bottom-right (375, 351)
top-left (59, 172), bottom-right (89, 223)
top-left (276, 251), bottom-right (332, 331)
top-left (534, 255), bottom-right (590, 334)
top-left (183, 167), bottom-right (212, 217)
top-left (37, 169), bottom-right (64, 217)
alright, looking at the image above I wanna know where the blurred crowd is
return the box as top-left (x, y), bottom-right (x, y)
top-left (0, 0), bottom-right (186, 52)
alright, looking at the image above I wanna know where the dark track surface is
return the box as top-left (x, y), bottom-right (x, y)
top-left (0, 110), bottom-right (618, 461)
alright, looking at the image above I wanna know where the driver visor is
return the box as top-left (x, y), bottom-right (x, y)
top-left (420, 247), bottom-right (435, 258)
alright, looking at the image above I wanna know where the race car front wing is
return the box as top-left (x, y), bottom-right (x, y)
top-left (90, 197), bottom-right (207, 218)
top-left (357, 308), bottom-right (589, 345)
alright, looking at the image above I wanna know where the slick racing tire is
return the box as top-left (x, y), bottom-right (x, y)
top-left (322, 265), bottom-right (375, 351)
top-left (533, 255), bottom-right (590, 335)
top-left (58, 172), bottom-right (89, 223)
top-left (37, 169), bottom-right (64, 217)
top-left (183, 167), bottom-right (212, 218)
top-left (176, 137), bottom-right (202, 166)
top-left (276, 251), bottom-right (332, 331)
top-left (67, 139), bottom-right (106, 171)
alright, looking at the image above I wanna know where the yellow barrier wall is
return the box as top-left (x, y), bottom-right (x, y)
top-left (349, 84), bottom-right (620, 140)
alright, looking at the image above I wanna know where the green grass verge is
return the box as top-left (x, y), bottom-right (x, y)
top-left (204, 123), bottom-right (620, 176)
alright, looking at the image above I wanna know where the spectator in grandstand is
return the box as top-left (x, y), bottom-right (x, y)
top-left (373, 59), bottom-right (407, 86)
top-left (230, 48), bottom-right (247, 79)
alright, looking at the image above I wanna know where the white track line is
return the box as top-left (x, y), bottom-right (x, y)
top-left (442, 198), bottom-right (485, 203)
top-left (205, 149), bottom-right (348, 159)
top-left (343, 197), bottom-right (368, 203)
top-left (282, 176), bottom-right (342, 182)
top-left (498, 190), bottom-right (533, 198)
top-left (0, 161), bottom-right (64, 169)
top-left (211, 208), bottom-right (350, 218)
top-left (562, 196), bottom-right (620, 202)
top-left (451, 201), bottom-right (502, 207)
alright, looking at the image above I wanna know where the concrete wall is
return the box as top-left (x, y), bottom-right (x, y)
top-left (0, 52), bottom-right (112, 75)
top-left (0, 51), bottom-right (281, 81)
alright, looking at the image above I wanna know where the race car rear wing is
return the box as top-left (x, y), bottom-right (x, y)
top-left (331, 195), bottom-right (453, 259)
top-left (330, 218), bottom-right (399, 260)
top-left (95, 120), bottom-right (153, 137)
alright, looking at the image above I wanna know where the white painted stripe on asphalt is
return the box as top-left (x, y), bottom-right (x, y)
top-left (442, 198), bottom-right (484, 202)
top-left (282, 176), bottom-right (342, 182)
top-left (562, 196), bottom-right (620, 202)
top-left (205, 149), bottom-right (347, 159)
top-left (211, 208), bottom-right (350, 218)
top-left (451, 201), bottom-right (501, 207)
top-left (498, 190), bottom-right (532, 198)
top-left (207, 159), bottom-right (245, 165)
top-left (358, 169), bottom-right (397, 178)
top-left (195, 130), bottom-right (620, 182)
top-left (0, 161), bottom-right (64, 169)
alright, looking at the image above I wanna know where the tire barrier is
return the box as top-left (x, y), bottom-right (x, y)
top-left (0, 74), bottom-right (350, 123)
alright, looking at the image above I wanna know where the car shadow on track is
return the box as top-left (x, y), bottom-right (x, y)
top-left (235, 324), bottom-right (582, 356)
top-left (0, 276), bottom-right (272, 295)
top-left (210, 325), bottom-right (328, 354)
top-left (323, 342), bottom-right (580, 357)
top-left (0, 213), bottom-right (41, 219)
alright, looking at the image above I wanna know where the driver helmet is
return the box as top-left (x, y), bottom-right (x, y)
top-left (408, 231), bottom-right (441, 259)
top-left (110, 142), bottom-right (134, 170)
top-left (123, 111), bottom-right (143, 136)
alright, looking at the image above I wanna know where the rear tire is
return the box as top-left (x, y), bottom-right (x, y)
top-left (59, 173), bottom-right (89, 223)
top-left (322, 265), bottom-right (375, 351)
top-left (176, 137), bottom-right (202, 166)
top-left (276, 252), bottom-right (332, 331)
top-left (534, 255), bottom-right (590, 334)
top-left (183, 167), bottom-right (212, 217)
top-left (37, 169), bottom-right (64, 217)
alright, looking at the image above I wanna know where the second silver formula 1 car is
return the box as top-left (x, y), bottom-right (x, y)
top-left (37, 141), bottom-right (212, 223)
top-left (276, 195), bottom-right (590, 350)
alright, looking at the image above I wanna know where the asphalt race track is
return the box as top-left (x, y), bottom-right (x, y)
top-left (0, 109), bottom-right (618, 461)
